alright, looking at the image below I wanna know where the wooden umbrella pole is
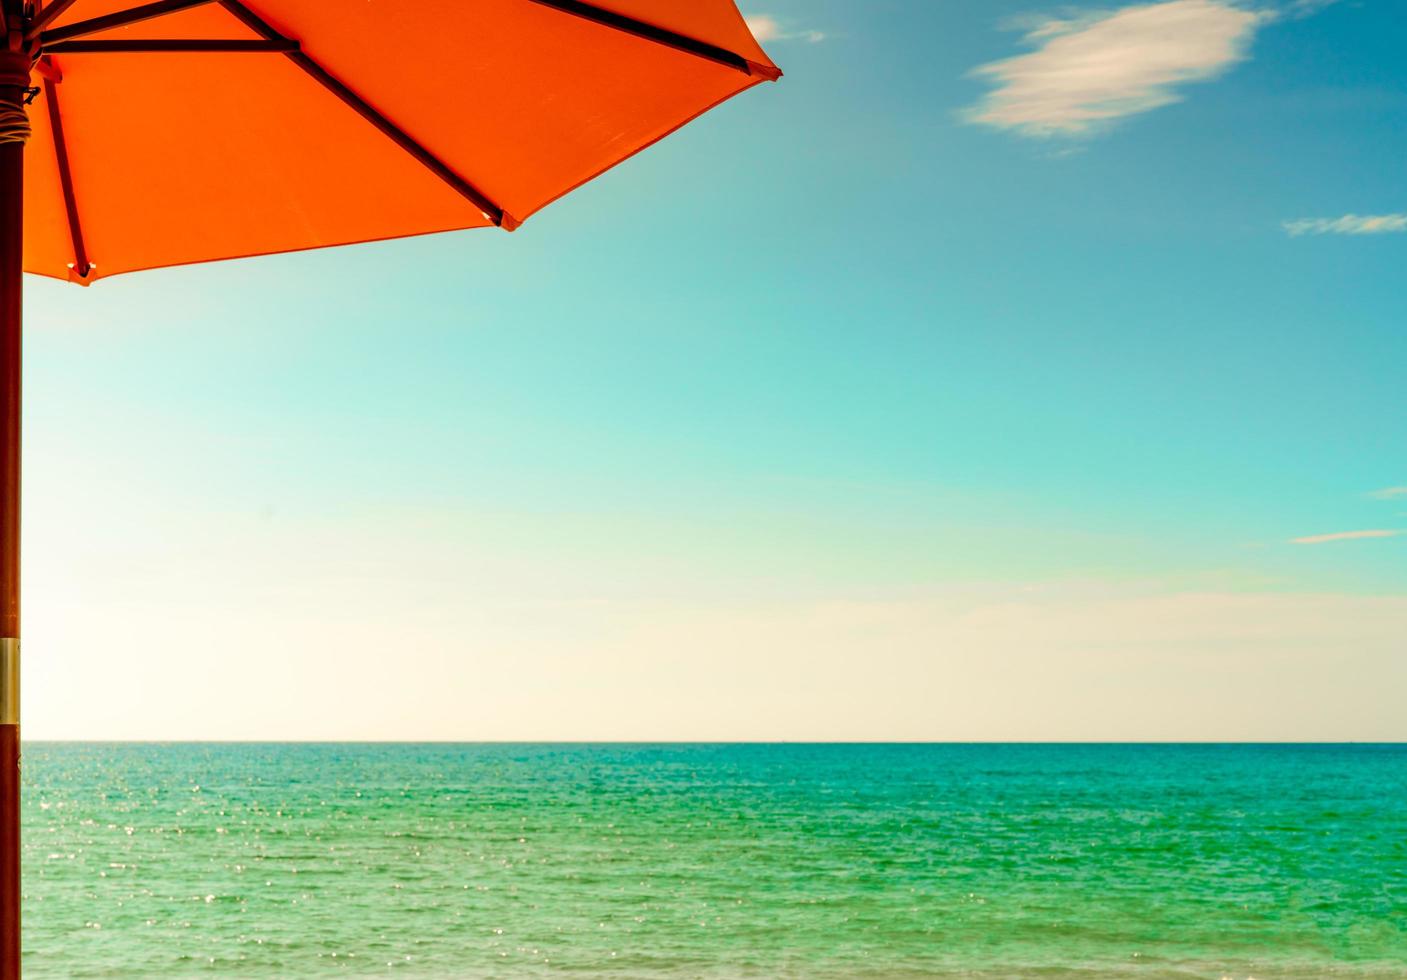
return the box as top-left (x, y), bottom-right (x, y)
top-left (0, 138), bottom-right (17, 974)
top-left (0, 3), bottom-right (26, 974)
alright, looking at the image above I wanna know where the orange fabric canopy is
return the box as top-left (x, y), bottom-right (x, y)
top-left (20, 0), bottom-right (779, 283)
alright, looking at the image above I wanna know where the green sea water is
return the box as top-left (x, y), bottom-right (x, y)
top-left (19, 743), bottom-right (1407, 978)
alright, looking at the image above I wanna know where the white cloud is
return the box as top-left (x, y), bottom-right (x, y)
top-left (743, 14), bottom-right (782, 40)
top-left (965, 0), bottom-right (1265, 138)
top-left (1370, 487), bottom-right (1407, 500)
top-left (1291, 529), bottom-right (1403, 545)
top-left (1286, 0), bottom-right (1342, 16)
top-left (744, 14), bottom-right (825, 44)
top-left (1283, 213), bottom-right (1407, 236)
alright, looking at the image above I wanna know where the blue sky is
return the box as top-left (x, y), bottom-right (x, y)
top-left (21, 0), bottom-right (1407, 739)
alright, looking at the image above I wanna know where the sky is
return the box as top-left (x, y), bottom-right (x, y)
top-left (19, 0), bottom-right (1407, 741)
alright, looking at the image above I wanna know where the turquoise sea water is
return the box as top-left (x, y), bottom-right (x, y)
top-left (19, 743), bottom-right (1407, 978)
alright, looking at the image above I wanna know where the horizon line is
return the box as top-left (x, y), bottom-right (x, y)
top-left (19, 738), bottom-right (1407, 746)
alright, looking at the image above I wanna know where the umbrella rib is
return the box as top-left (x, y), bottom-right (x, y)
top-left (41, 75), bottom-right (93, 282)
top-left (26, 0), bottom-right (83, 40)
top-left (217, 0), bottom-right (508, 228)
top-left (43, 38), bottom-right (298, 53)
top-left (523, 0), bottom-right (766, 77)
top-left (39, 0), bottom-right (215, 44)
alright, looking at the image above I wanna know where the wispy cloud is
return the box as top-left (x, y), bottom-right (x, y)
top-left (1283, 213), bottom-right (1407, 236)
top-left (1286, 0), bottom-right (1343, 16)
top-left (1291, 529), bottom-right (1403, 545)
top-left (965, 0), bottom-right (1265, 138)
top-left (744, 14), bottom-right (825, 44)
top-left (1369, 487), bottom-right (1407, 500)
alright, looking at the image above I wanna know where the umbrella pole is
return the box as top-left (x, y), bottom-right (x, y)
top-left (0, 8), bottom-right (24, 975)
top-left (0, 124), bottom-right (17, 975)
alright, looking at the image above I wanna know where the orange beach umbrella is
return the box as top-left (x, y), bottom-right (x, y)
top-left (0, 0), bottom-right (777, 971)
top-left (17, 0), bottom-right (780, 281)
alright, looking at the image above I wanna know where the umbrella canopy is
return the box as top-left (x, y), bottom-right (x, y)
top-left (20, 0), bottom-right (780, 283)
top-left (0, 1), bottom-right (777, 974)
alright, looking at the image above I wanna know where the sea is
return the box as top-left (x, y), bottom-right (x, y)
top-left (19, 743), bottom-right (1407, 978)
